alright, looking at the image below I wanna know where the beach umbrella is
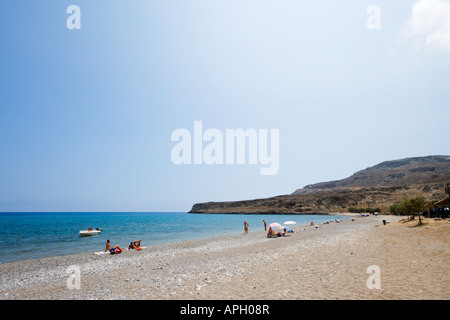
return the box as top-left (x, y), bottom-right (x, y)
top-left (284, 226), bottom-right (293, 233)
top-left (268, 222), bottom-right (282, 229)
top-left (283, 221), bottom-right (296, 225)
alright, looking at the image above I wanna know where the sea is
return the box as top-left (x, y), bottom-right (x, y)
top-left (0, 212), bottom-right (346, 264)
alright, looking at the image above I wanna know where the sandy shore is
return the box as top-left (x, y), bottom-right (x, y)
top-left (1, 215), bottom-right (449, 300)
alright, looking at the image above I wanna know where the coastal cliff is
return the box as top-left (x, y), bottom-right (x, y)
top-left (189, 155), bottom-right (450, 214)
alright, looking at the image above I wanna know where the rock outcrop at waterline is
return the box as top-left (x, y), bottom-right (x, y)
top-left (189, 155), bottom-right (450, 214)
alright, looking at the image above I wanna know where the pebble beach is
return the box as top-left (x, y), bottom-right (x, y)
top-left (1, 215), bottom-right (449, 300)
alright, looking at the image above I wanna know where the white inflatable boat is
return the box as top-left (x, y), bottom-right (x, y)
top-left (79, 228), bottom-right (102, 236)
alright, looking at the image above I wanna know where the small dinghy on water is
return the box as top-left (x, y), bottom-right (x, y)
top-left (79, 228), bottom-right (102, 236)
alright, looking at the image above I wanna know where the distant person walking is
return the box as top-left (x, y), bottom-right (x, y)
top-left (244, 221), bottom-right (249, 234)
top-left (263, 220), bottom-right (267, 231)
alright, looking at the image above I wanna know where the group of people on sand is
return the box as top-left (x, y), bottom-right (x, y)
top-left (265, 219), bottom-right (295, 238)
top-left (244, 219), bottom-right (295, 238)
top-left (322, 219), bottom-right (341, 225)
top-left (104, 239), bottom-right (142, 255)
top-left (266, 226), bottom-right (290, 238)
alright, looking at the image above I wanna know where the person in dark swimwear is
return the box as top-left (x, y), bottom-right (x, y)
top-left (105, 239), bottom-right (122, 253)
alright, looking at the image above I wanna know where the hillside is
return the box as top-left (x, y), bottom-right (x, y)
top-left (293, 155), bottom-right (450, 195)
top-left (189, 155), bottom-right (450, 214)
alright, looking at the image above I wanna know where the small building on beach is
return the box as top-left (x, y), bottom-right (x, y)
top-left (430, 183), bottom-right (450, 218)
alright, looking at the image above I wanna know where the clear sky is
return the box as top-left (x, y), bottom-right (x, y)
top-left (0, 0), bottom-right (449, 212)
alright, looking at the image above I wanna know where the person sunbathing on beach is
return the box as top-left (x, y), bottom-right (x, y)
top-left (105, 239), bottom-right (112, 252)
top-left (105, 239), bottom-right (122, 254)
top-left (267, 227), bottom-right (275, 238)
top-left (113, 245), bottom-right (122, 254)
top-left (128, 240), bottom-right (142, 250)
top-left (277, 229), bottom-right (286, 237)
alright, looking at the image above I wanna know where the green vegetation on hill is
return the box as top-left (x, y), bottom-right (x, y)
top-left (389, 196), bottom-right (425, 215)
top-left (348, 207), bottom-right (381, 214)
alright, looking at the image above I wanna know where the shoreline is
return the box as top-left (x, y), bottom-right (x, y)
top-left (187, 211), bottom-right (356, 215)
top-left (0, 212), bottom-right (348, 265)
top-left (1, 215), bottom-right (449, 300)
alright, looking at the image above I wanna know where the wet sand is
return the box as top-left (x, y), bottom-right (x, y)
top-left (1, 215), bottom-right (449, 300)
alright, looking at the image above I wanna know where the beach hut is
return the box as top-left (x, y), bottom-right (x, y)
top-left (432, 183), bottom-right (450, 218)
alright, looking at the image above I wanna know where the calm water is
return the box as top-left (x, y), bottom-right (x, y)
top-left (0, 212), bottom-right (345, 264)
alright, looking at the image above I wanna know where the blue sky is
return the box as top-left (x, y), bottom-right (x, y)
top-left (0, 0), bottom-right (449, 212)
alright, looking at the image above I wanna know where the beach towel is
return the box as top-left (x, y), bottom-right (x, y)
top-left (95, 246), bottom-right (148, 255)
top-left (126, 246), bottom-right (147, 251)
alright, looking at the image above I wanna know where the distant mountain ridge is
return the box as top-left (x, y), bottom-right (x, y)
top-left (189, 155), bottom-right (450, 214)
top-left (293, 155), bottom-right (450, 195)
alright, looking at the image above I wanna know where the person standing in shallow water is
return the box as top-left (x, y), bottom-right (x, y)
top-left (263, 220), bottom-right (267, 231)
top-left (244, 221), bottom-right (249, 234)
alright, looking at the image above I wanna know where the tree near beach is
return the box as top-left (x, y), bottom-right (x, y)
top-left (389, 196), bottom-right (426, 225)
top-left (348, 207), bottom-right (381, 214)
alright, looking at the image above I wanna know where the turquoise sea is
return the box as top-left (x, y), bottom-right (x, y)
top-left (0, 212), bottom-right (346, 264)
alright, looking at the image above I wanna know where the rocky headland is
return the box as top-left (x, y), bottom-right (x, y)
top-left (189, 155), bottom-right (450, 214)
